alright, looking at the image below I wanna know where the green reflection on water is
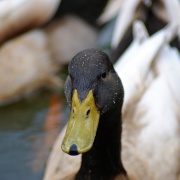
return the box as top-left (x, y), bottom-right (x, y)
top-left (0, 92), bottom-right (49, 131)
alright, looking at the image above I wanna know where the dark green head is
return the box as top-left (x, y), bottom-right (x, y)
top-left (65, 49), bottom-right (124, 115)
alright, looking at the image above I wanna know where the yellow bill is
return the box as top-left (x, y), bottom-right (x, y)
top-left (61, 89), bottom-right (100, 155)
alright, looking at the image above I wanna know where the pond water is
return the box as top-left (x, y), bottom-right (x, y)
top-left (0, 87), bottom-right (69, 180)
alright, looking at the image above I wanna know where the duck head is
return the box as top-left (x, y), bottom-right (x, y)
top-left (62, 49), bottom-right (124, 155)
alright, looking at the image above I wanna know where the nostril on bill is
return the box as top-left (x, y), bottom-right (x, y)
top-left (69, 144), bottom-right (78, 156)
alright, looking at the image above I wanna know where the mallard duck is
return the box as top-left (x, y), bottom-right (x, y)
top-left (43, 48), bottom-right (129, 180)
top-left (61, 48), bottom-right (128, 179)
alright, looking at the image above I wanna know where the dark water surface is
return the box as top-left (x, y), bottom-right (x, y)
top-left (0, 90), bottom-right (69, 180)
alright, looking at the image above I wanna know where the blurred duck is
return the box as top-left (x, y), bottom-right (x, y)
top-left (0, 0), bottom-right (61, 44)
top-left (107, 0), bottom-right (180, 48)
top-left (0, 30), bottom-right (59, 105)
top-left (45, 15), bottom-right (98, 64)
top-left (0, 3), bottom-right (98, 105)
top-left (43, 22), bottom-right (180, 180)
top-left (115, 22), bottom-right (180, 180)
top-left (98, 0), bottom-right (180, 61)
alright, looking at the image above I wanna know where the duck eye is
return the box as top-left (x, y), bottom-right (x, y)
top-left (101, 72), bottom-right (107, 79)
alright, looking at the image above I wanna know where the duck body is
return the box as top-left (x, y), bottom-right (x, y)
top-left (62, 49), bottom-right (128, 179)
top-left (0, 30), bottom-right (58, 105)
top-left (115, 23), bottom-right (180, 180)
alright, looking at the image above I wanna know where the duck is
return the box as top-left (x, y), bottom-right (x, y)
top-left (0, 29), bottom-right (60, 105)
top-left (0, 13), bottom-right (99, 104)
top-left (115, 23), bottom-right (180, 180)
top-left (106, 0), bottom-right (180, 61)
top-left (57, 48), bottom-right (129, 180)
top-left (43, 20), bottom-right (180, 180)
top-left (110, 0), bottom-right (180, 49)
top-left (45, 14), bottom-right (98, 65)
top-left (43, 47), bottom-right (131, 180)
top-left (0, 0), bottom-right (61, 44)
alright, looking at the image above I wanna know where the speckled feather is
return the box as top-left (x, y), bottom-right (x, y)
top-left (65, 49), bottom-right (124, 114)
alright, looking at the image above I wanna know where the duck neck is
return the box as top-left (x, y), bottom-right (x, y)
top-left (75, 105), bottom-right (127, 180)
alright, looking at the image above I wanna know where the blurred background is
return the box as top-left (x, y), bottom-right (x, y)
top-left (0, 0), bottom-right (179, 180)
